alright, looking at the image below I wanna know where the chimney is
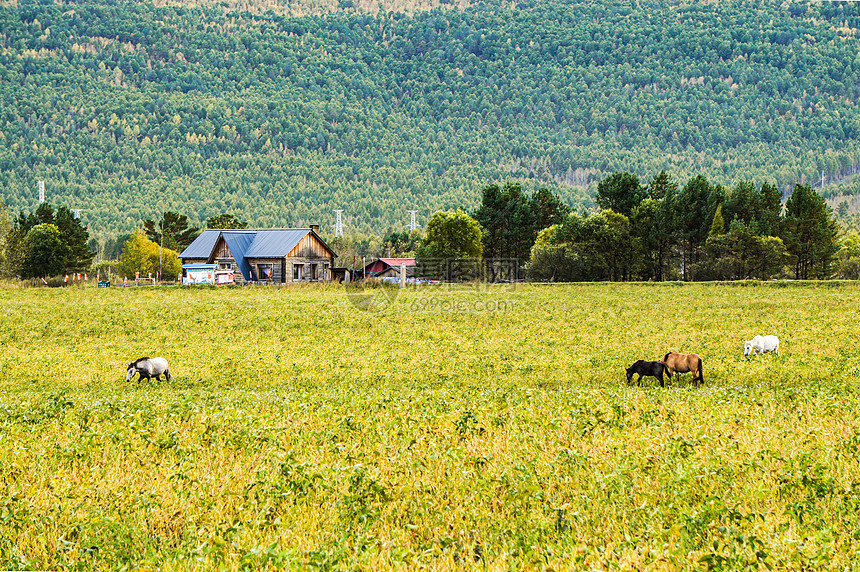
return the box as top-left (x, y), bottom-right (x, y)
top-left (309, 224), bottom-right (320, 234)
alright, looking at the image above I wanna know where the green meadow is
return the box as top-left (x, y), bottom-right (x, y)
top-left (1, 282), bottom-right (860, 570)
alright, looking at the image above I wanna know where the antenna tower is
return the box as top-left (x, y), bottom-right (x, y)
top-left (38, 181), bottom-right (45, 204)
top-left (72, 209), bottom-right (83, 219)
top-left (407, 210), bottom-right (419, 232)
top-left (333, 209), bottom-right (344, 238)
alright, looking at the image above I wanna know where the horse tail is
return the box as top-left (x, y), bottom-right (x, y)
top-left (698, 357), bottom-right (704, 384)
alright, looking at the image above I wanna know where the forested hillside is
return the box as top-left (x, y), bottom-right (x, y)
top-left (1, 0), bottom-right (858, 239)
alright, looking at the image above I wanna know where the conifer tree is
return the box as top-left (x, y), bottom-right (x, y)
top-left (783, 184), bottom-right (838, 279)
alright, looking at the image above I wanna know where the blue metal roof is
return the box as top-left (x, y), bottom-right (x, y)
top-left (222, 231), bottom-right (256, 280)
top-left (244, 229), bottom-right (310, 258)
top-left (180, 229), bottom-right (336, 281)
top-left (179, 229), bottom-right (223, 259)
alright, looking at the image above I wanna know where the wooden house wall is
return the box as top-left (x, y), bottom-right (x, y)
top-left (288, 234), bottom-right (333, 259)
top-left (247, 258), bottom-right (285, 283)
top-left (285, 258), bottom-right (332, 282)
top-left (213, 238), bottom-right (233, 260)
top-left (285, 234), bottom-right (334, 282)
top-left (211, 237), bottom-right (240, 274)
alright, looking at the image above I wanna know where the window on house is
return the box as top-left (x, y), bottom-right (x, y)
top-left (219, 262), bottom-right (232, 270)
top-left (258, 263), bottom-right (273, 280)
top-left (294, 264), bottom-right (304, 280)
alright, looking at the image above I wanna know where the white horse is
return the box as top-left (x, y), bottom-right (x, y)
top-left (126, 357), bottom-right (172, 382)
top-left (744, 335), bottom-right (779, 357)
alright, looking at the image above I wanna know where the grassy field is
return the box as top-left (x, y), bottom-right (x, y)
top-left (1, 282), bottom-right (860, 570)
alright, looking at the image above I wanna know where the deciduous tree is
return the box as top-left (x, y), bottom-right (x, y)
top-left (551, 210), bottom-right (633, 281)
top-left (836, 231), bottom-right (860, 279)
top-left (703, 221), bottom-right (789, 280)
top-left (22, 224), bottom-right (68, 278)
top-left (417, 210), bottom-right (484, 281)
top-left (119, 230), bottom-right (182, 281)
top-left (417, 210), bottom-right (483, 259)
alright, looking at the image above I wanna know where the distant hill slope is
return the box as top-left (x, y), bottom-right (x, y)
top-left (0, 0), bottom-right (858, 238)
top-left (156, 0), bottom-right (476, 17)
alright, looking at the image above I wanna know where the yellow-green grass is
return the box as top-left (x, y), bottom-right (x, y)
top-left (1, 282), bottom-right (859, 570)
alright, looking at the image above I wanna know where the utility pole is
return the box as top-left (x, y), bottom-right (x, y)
top-left (333, 209), bottom-right (344, 238)
top-left (159, 206), bottom-right (164, 283)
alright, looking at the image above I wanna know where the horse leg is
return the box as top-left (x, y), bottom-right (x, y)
top-left (658, 371), bottom-right (664, 387)
top-left (155, 374), bottom-right (161, 381)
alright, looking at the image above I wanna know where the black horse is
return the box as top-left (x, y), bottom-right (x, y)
top-left (626, 360), bottom-right (672, 387)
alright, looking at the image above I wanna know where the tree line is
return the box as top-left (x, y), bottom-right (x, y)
top-left (0, 204), bottom-right (248, 281)
top-left (417, 171), bottom-right (845, 282)
top-left (0, 171), bottom-right (848, 283)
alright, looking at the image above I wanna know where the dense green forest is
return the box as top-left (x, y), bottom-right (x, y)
top-left (1, 0), bottom-right (859, 241)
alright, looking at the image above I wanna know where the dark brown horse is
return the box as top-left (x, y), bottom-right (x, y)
top-left (660, 352), bottom-right (704, 386)
top-left (626, 360), bottom-right (673, 387)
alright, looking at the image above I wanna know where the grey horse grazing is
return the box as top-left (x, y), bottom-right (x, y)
top-left (126, 357), bottom-right (172, 382)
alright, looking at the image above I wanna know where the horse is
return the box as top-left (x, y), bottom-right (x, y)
top-left (126, 357), bottom-right (172, 383)
top-left (744, 335), bottom-right (779, 357)
top-left (660, 352), bottom-right (704, 386)
top-left (626, 360), bottom-right (672, 387)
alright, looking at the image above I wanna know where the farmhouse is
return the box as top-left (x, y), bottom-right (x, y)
top-left (363, 258), bottom-right (417, 279)
top-left (180, 226), bottom-right (336, 283)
